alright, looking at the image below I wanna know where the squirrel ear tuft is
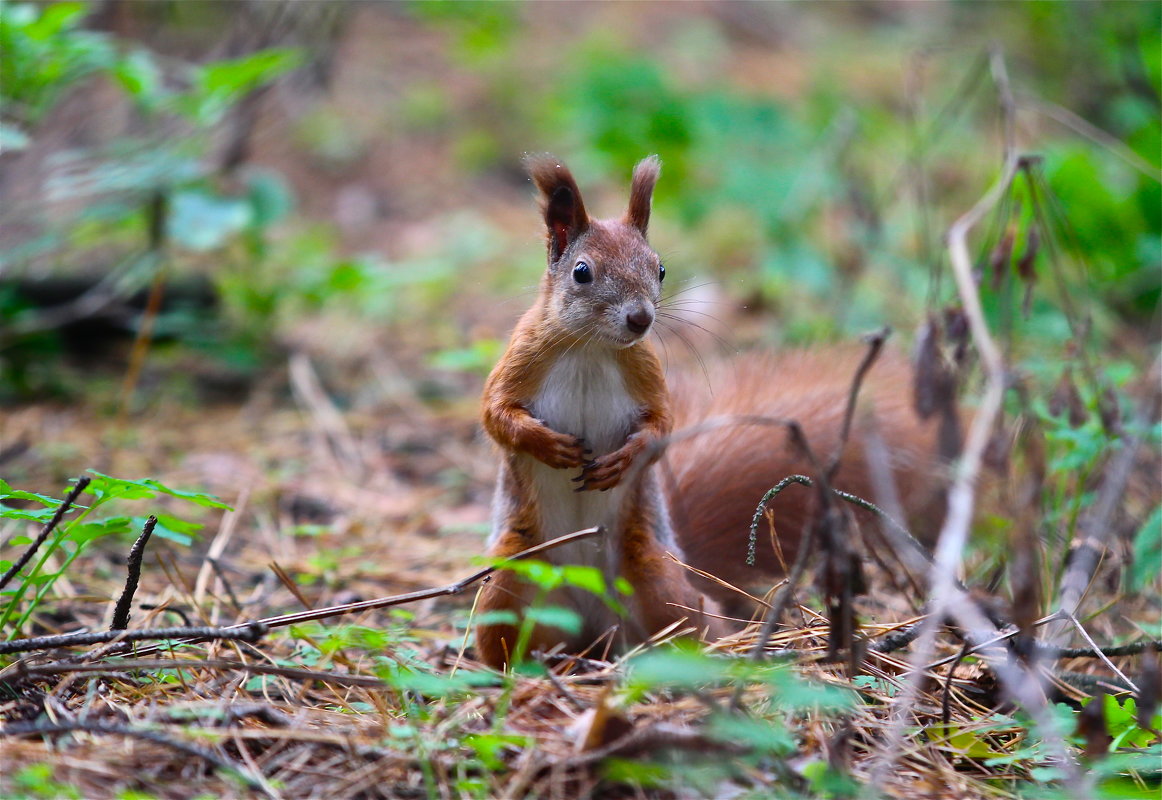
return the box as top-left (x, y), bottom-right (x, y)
top-left (625, 155), bottom-right (660, 236)
top-left (524, 154), bottom-right (589, 264)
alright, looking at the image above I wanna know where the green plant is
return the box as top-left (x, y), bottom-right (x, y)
top-left (4, 762), bottom-right (82, 800)
top-left (976, 699), bottom-right (1162, 799)
top-left (0, 471), bottom-right (229, 640)
top-left (482, 558), bottom-right (632, 671)
top-left (0, 2), bottom-right (114, 133)
top-left (0, 1), bottom-right (302, 397)
top-left (614, 644), bottom-right (858, 797)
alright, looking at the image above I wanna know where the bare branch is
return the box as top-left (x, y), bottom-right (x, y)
top-left (114, 525), bottom-right (604, 659)
top-left (110, 515), bottom-right (156, 630)
top-left (4, 657), bottom-right (385, 688)
top-left (0, 476), bottom-right (91, 592)
top-left (0, 622), bottom-right (269, 656)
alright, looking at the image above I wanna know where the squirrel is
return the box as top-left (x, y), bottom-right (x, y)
top-left (475, 155), bottom-right (945, 669)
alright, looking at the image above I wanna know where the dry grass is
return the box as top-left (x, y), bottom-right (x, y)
top-left (1, 390), bottom-right (1156, 799)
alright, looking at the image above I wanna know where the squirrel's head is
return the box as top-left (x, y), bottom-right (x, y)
top-left (525, 154), bottom-right (664, 349)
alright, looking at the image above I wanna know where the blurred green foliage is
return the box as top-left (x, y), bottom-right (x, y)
top-left (392, 1), bottom-right (1161, 355)
top-left (1, 2), bottom-right (113, 131)
top-left (2, 1), bottom-right (1157, 382)
top-left (0, 1), bottom-right (302, 395)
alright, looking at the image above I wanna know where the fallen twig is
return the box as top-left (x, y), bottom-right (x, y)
top-left (110, 515), bottom-right (156, 630)
top-left (2, 657), bottom-right (386, 688)
top-left (748, 424), bottom-right (831, 662)
top-left (0, 622), bottom-right (268, 656)
top-left (870, 623), bottom-right (924, 654)
top-left (1048, 357), bottom-right (1162, 643)
top-left (114, 525), bottom-right (604, 659)
top-left (747, 474), bottom-right (923, 568)
top-left (1052, 641), bottom-right (1162, 660)
top-left (750, 328), bottom-right (888, 666)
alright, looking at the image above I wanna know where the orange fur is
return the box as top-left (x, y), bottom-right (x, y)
top-left (665, 349), bottom-right (946, 614)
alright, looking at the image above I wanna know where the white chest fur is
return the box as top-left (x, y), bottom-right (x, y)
top-left (525, 350), bottom-right (641, 572)
top-left (531, 350), bottom-right (639, 456)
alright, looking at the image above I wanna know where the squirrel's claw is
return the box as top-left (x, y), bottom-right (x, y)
top-left (575, 448), bottom-right (637, 491)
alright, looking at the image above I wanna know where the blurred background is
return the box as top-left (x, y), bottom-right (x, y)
top-left (0, 1), bottom-right (1159, 595)
top-left (2, 7), bottom-right (1160, 796)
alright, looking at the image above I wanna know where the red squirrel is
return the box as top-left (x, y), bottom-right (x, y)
top-left (476, 155), bottom-right (944, 669)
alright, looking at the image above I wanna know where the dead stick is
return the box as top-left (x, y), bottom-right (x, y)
top-left (751, 326), bottom-right (886, 662)
top-left (827, 326), bottom-right (889, 480)
top-left (110, 515), bottom-right (156, 630)
top-left (1048, 358), bottom-right (1161, 642)
top-left (0, 477), bottom-right (91, 592)
top-left (0, 622), bottom-right (268, 656)
top-left (115, 526), bottom-right (604, 659)
top-left (5, 657), bottom-right (386, 688)
top-left (749, 424), bottom-right (833, 662)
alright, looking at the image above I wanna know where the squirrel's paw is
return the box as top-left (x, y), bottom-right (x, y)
top-left (573, 440), bottom-right (642, 492)
top-left (527, 428), bottom-right (589, 469)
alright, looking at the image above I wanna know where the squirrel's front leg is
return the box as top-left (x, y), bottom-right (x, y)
top-left (483, 398), bottom-right (590, 469)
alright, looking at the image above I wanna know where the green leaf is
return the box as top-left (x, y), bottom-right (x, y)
top-left (474, 610), bottom-right (518, 627)
top-left (382, 666), bottom-right (499, 697)
top-left (246, 169), bottom-right (294, 229)
top-left (0, 506), bottom-right (59, 523)
top-left (524, 606), bottom-right (582, 635)
top-left (1130, 504), bottom-right (1162, 592)
top-left (496, 558), bottom-right (563, 591)
top-left (138, 514), bottom-right (200, 546)
top-left (628, 644), bottom-right (733, 690)
top-left (25, 2), bottom-right (88, 39)
top-left (85, 471), bottom-right (231, 510)
top-left (925, 724), bottom-right (1012, 759)
top-left (199, 48), bottom-right (301, 96)
top-left (168, 190), bottom-right (253, 252)
top-left (559, 564), bottom-right (607, 596)
top-left (601, 758), bottom-right (669, 788)
top-left (761, 668), bottom-right (855, 712)
top-left (69, 517), bottom-right (134, 545)
top-left (0, 480), bottom-right (63, 507)
top-left (707, 713), bottom-right (796, 756)
top-left (802, 759), bottom-right (861, 797)
top-left (150, 513), bottom-right (203, 536)
top-left (0, 122), bottom-right (30, 152)
top-left (113, 49), bottom-right (162, 108)
top-left (27, 570), bottom-right (63, 588)
top-left (463, 733), bottom-right (529, 771)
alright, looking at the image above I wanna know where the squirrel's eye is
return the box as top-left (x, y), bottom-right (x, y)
top-left (659, 263), bottom-right (666, 282)
top-left (573, 261), bottom-right (593, 284)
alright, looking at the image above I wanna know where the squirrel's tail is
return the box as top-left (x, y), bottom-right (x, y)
top-left (661, 347), bottom-right (949, 615)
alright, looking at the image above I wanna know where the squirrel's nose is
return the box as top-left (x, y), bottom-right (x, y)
top-left (625, 305), bottom-right (654, 335)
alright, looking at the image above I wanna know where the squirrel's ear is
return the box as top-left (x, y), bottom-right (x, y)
top-left (625, 155), bottom-right (660, 236)
top-left (525, 154), bottom-right (589, 264)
